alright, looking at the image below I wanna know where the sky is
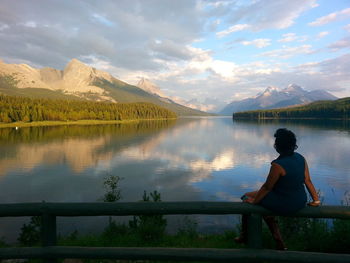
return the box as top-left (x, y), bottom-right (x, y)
top-left (1, 0), bottom-right (350, 109)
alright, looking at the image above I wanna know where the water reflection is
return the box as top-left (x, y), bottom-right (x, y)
top-left (0, 117), bottom-right (349, 242)
top-left (0, 120), bottom-right (177, 176)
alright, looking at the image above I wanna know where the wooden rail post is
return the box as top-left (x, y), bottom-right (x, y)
top-left (41, 212), bottom-right (57, 263)
top-left (247, 213), bottom-right (262, 249)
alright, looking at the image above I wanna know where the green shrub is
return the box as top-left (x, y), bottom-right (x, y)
top-left (129, 190), bottom-right (167, 242)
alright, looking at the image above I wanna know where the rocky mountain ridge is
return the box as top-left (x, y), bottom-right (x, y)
top-left (137, 78), bottom-right (165, 97)
top-left (0, 59), bottom-right (116, 101)
top-left (0, 59), bottom-right (208, 116)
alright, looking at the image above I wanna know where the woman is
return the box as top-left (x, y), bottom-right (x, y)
top-left (235, 128), bottom-right (320, 250)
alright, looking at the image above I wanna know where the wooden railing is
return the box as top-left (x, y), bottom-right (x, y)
top-left (0, 202), bottom-right (350, 262)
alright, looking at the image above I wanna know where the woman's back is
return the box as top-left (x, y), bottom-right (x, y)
top-left (260, 152), bottom-right (307, 214)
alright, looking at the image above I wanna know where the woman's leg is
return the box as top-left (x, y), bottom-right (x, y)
top-left (263, 216), bottom-right (287, 250)
top-left (235, 214), bottom-right (248, 243)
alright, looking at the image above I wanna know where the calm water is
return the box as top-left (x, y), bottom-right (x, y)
top-left (0, 117), bottom-right (350, 241)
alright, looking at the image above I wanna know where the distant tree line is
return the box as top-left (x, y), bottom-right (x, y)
top-left (233, 98), bottom-right (350, 120)
top-left (0, 94), bottom-right (177, 123)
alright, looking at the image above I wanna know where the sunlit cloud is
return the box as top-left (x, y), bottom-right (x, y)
top-left (278, 33), bottom-right (308, 43)
top-left (278, 33), bottom-right (297, 43)
top-left (258, 45), bottom-right (315, 59)
top-left (344, 24), bottom-right (350, 33)
top-left (0, 23), bottom-right (9, 31)
top-left (23, 21), bottom-right (37, 28)
top-left (309, 7), bottom-right (350, 26)
top-left (241, 38), bottom-right (271, 48)
top-left (223, 0), bottom-right (318, 31)
top-left (328, 37), bottom-right (350, 51)
top-left (91, 14), bottom-right (114, 27)
top-left (216, 24), bottom-right (250, 38)
top-left (316, 31), bottom-right (329, 39)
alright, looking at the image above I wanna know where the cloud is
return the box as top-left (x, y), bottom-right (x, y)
top-left (91, 14), bottom-right (114, 27)
top-left (0, 23), bottom-right (9, 31)
top-left (216, 24), bottom-right (250, 38)
top-left (278, 33), bottom-right (297, 43)
top-left (0, 0), bottom-right (205, 70)
top-left (278, 33), bottom-right (308, 43)
top-left (148, 40), bottom-right (196, 61)
top-left (328, 37), bottom-right (350, 51)
top-left (207, 19), bottom-right (221, 32)
top-left (241, 38), bottom-right (271, 48)
top-left (153, 51), bottom-right (350, 103)
top-left (223, 0), bottom-right (318, 31)
top-left (23, 21), bottom-right (37, 28)
top-left (344, 24), bottom-right (350, 32)
top-left (316, 31), bottom-right (329, 39)
top-left (309, 7), bottom-right (350, 26)
top-left (258, 45), bottom-right (315, 59)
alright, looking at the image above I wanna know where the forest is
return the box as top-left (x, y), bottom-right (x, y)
top-left (0, 94), bottom-right (177, 123)
top-left (233, 97), bottom-right (350, 119)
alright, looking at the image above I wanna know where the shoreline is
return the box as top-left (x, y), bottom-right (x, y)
top-left (0, 118), bottom-right (177, 129)
top-left (233, 117), bottom-right (350, 120)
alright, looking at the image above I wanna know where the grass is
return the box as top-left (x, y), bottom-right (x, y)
top-left (55, 217), bottom-right (350, 252)
top-left (0, 118), bottom-right (177, 129)
top-left (5, 215), bottom-right (350, 263)
top-left (58, 229), bottom-right (239, 249)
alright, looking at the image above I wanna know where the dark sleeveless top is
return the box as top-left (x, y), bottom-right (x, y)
top-left (259, 152), bottom-right (307, 215)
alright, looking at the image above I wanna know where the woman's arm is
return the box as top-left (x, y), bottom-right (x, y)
top-left (247, 163), bottom-right (284, 204)
top-left (304, 160), bottom-right (320, 206)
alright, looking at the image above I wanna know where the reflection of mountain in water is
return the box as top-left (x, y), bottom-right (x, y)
top-left (0, 120), bottom-right (176, 175)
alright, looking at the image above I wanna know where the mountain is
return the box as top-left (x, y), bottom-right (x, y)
top-left (219, 84), bottom-right (337, 115)
top-left (233, 97), bottom-right (350, 119)
top-left (137, 78), bottom-right (165, 97)
top-left (0, 59), bottom-right (208, 116)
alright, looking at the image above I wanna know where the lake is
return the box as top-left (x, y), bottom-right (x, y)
top-left (0, 117), bottom-right (350, 242)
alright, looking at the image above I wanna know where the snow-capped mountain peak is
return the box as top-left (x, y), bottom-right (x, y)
top-left (283, 84), bottom-right (304, 94)
top-left (219, 84), bottom-right (337, 115)
top-left (262, 86), bottom-right (279, 95)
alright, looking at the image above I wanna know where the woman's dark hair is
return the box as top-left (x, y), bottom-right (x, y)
top-left (274, 128), bottom-right (297, 156)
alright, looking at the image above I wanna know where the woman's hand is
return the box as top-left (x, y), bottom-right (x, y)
top-left (243, 197), bottom-right (255, 204)
top-left (307, 200), bottom-right (321, 207)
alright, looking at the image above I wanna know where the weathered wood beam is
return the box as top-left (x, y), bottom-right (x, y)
top-left (247, 214), bottom-right (262, 249)
top-left (1, 247), bottom-right (350, 263)
top-left (41, 213), bottom-right (57, 263)
top-left (0, 202), bottom-right (349, 219)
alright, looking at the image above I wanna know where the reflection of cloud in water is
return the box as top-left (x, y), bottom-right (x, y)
top-left (215, 191), bottom-right (240, 202)
top-left (0, 118), bottom-right (349, 205)
top-left (190, 150), bottom-right (235, 171)
top-left (240, 181), bottom-right (264, 191)
top-left (101, 119), bottom-right (278, 185)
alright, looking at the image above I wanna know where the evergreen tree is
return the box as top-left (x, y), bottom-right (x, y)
top-left (0, 94), bottom-right (177, 123)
